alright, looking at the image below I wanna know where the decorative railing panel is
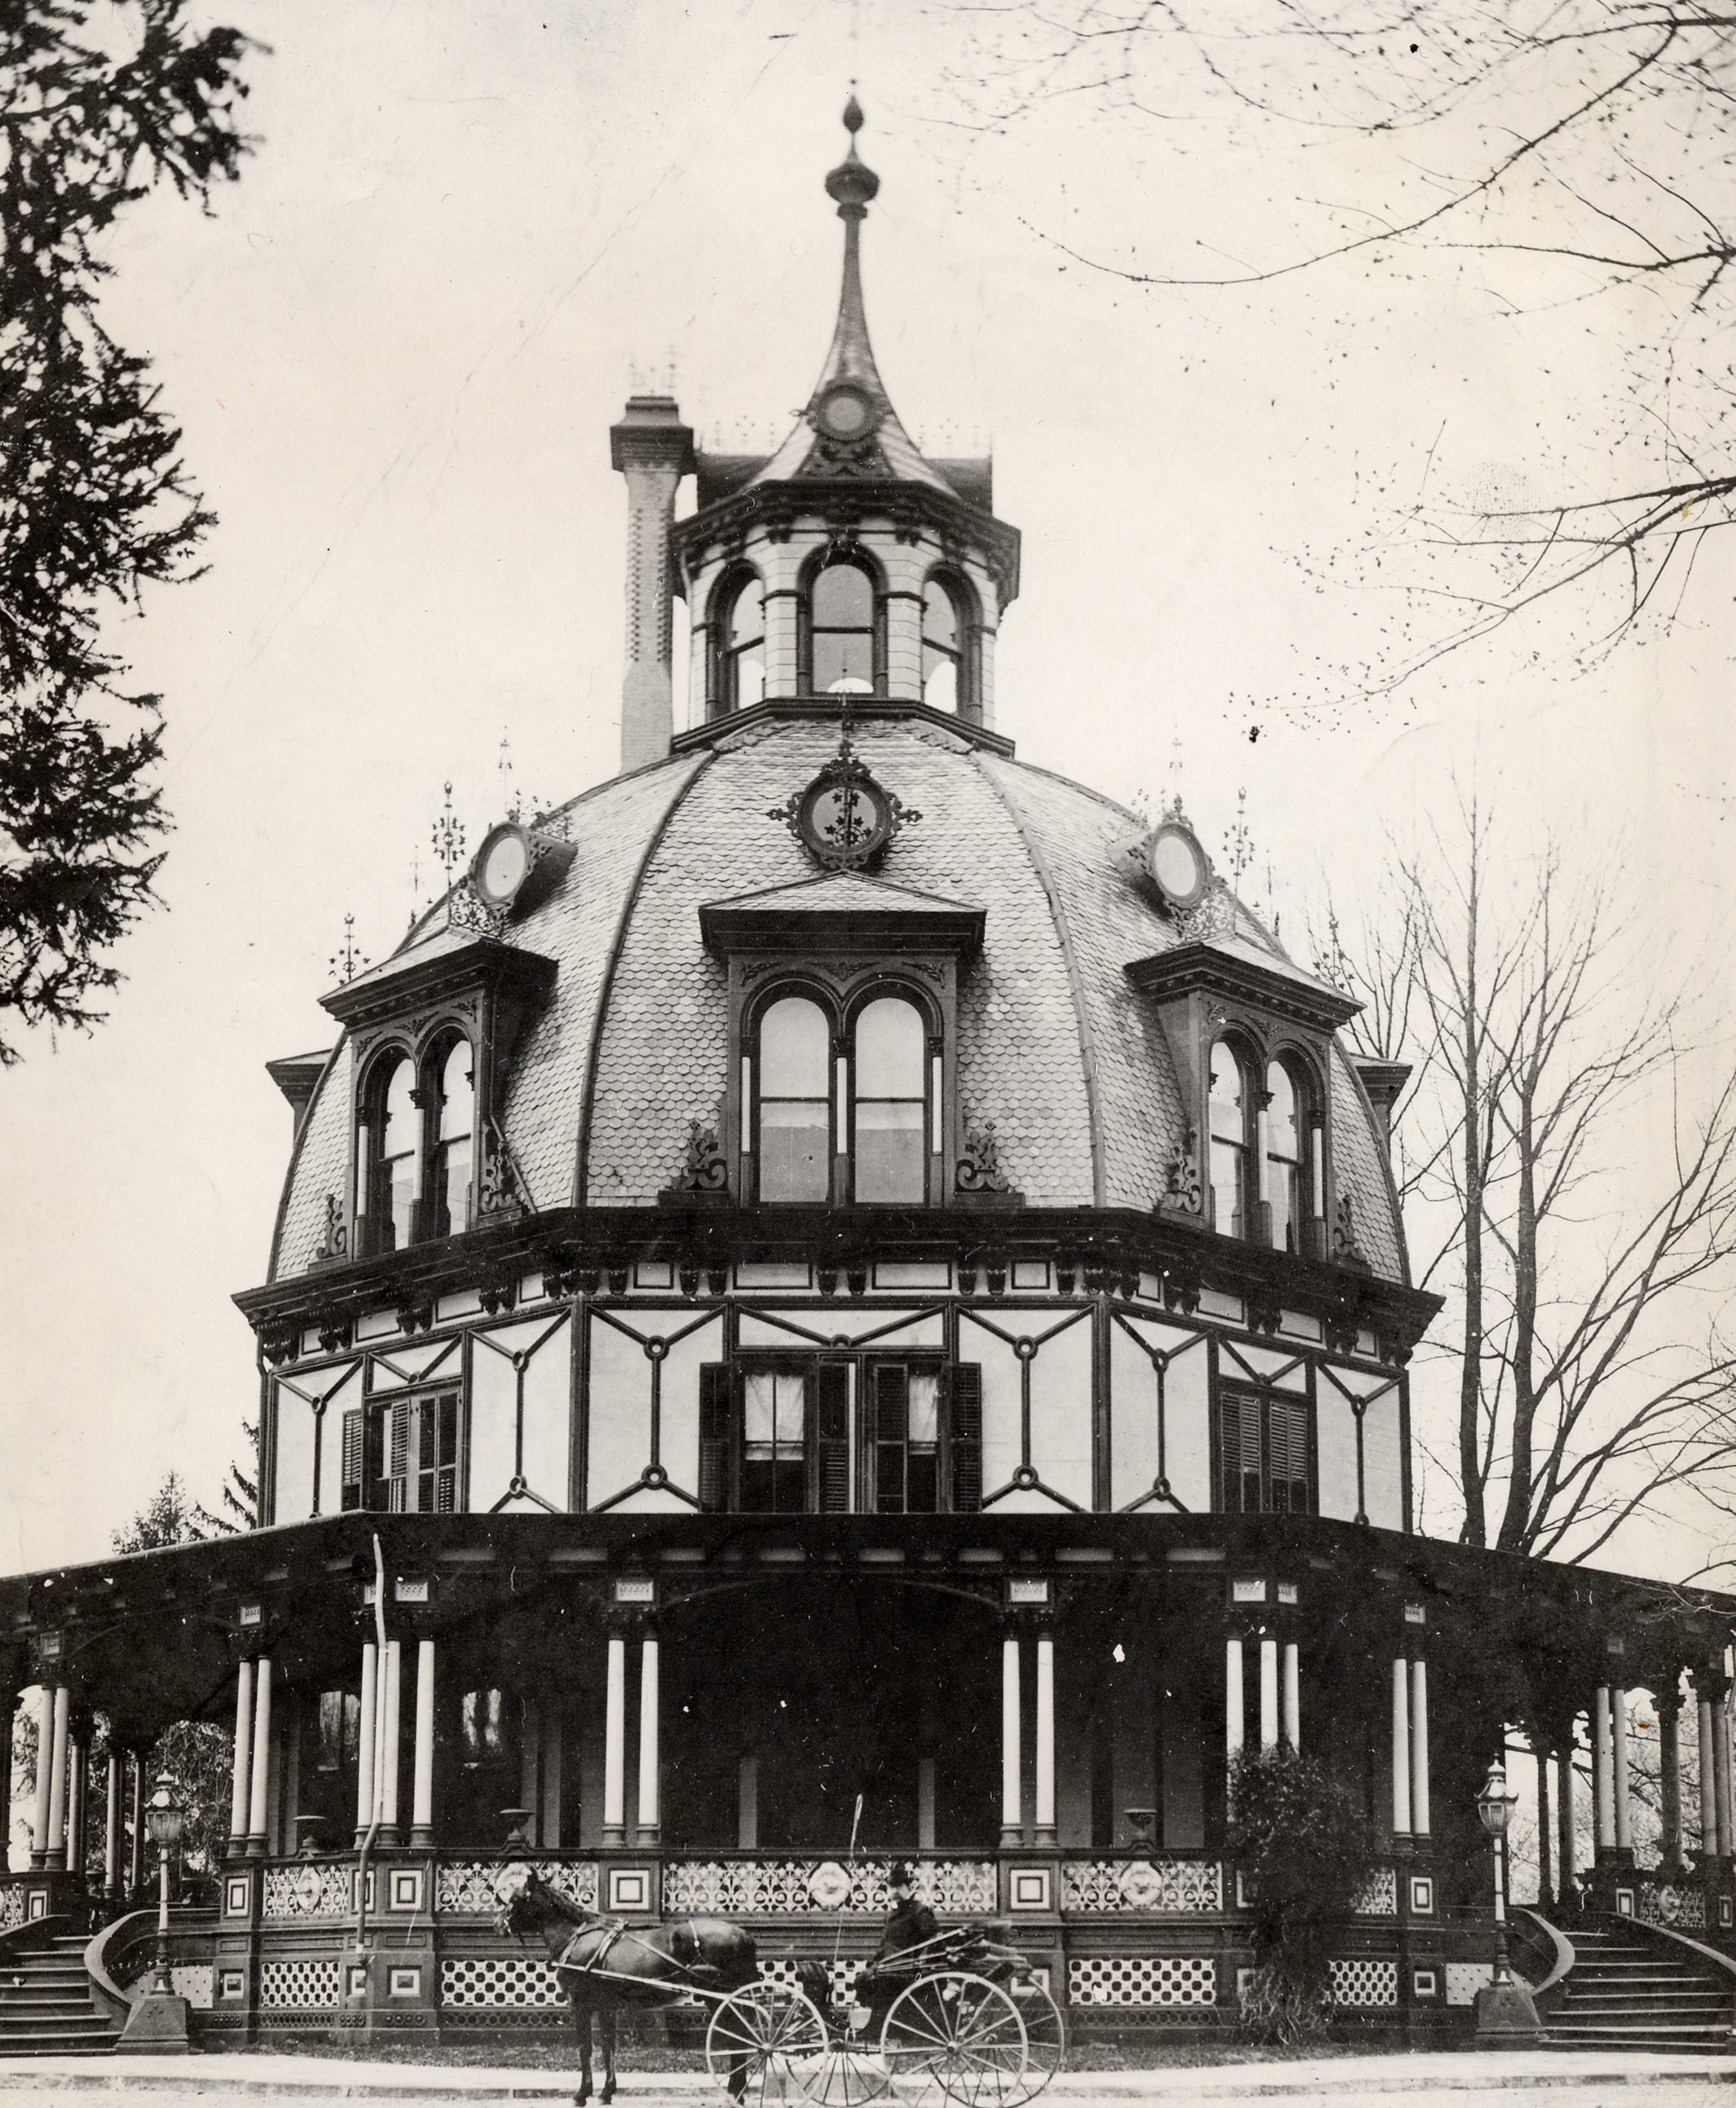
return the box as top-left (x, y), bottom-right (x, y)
top-left (263, 1863), bottom-right (351, 1918)
top-left (437, 1859), bottom-right (598, 1916)
top-left (260, 1957), bottom-right (340, 2011)
top-left (0, 1886), bottom-right (24, 1931)
top-left (1059, 1859), bottom-right (1222, 1913)
top-left (1351, 1865), bottom-right (1397, 1916)
top-left (443, 1956), bottom-right (567, 2009)
top-left (663, 1859), bottom-right (998, 1916)
top-left (1068, 1956), bottom-right (1216, 2005)
top-left (1329, 1956), bottom-right (1398, 2009)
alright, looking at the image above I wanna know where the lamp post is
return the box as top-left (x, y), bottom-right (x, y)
top-left (1472, 1755), bottom-right (1541, 2047)
top-left (120, 1772), bottom-right (192, 2053)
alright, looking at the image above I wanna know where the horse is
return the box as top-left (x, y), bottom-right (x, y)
top-left (496, 1865), bottom-right (759, 2105)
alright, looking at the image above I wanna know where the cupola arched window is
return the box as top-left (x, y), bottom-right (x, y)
top-left (852, 994), bottom-right (927, 1203)
top-left (1206, 1039), bottom-right (1321, 1251)
top-left (802, 553), bottom-right (883, 695)
top-left (921, 570), bottom-right (980, 721)
top-left (371, 1055), bottom-right (419, 1253)
top-left (431, 1034), bottom-right (474, 1238)
top-left (756, 994), bottom-right (832, 1202)
top-left (710, 566), bottom-right (765, 718)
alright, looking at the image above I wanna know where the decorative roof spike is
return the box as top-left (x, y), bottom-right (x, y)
top-left (825, 95), bottom-right (879, 217)
top-left (328, 912), bottom-right (368, 985)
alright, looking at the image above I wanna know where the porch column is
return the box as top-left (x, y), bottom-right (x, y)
top-left (282, 1690), bottom-right (301, 1850)
top-left (229, 1658), bottom-right (254, 1858)
top-left (1281, 1642), bottom-right (1301, 1751)
top-left (0, 1693), bottom-right (13, 1858)
top-left (520, 1700), bottom-right (541, 1842)
top-left (1592, 1685), bottom-right (1614, 1859)
top-left (65, 1727), bottom-right (86, 1875)
top-left (1000, 1631), bottom-right (1021, 1846)
top-left (1659, 1688), bottom-right (1685, 1871)
top-left (1258, 1638), bottom-right (1279, 1751)
top-left (1034, 1630), bottom-right (1056, 1844)
top-left (1699, 1687), bottom-right (1717, 1860)
top-left (541, 1704), bottom-right (563, 1847)
top-left (1712, 1696), bottom-right (1733, 1860)
top-left (44, 1684), bottom-right (69, 1870)
top-left (1611, 1685), bottom-right (1632, 1860)
top-left (30, 1687), bottom-right (55, 1868)
top-left (128, 1752), bottom-right (145, 1900)
top-left (637, 1631), bottom-right (661, 1846)
top-left (104, 1753), bottom-right (121, 1899)
top-left (1225, 1637), bottom-right (1245, 1784)
top-left (1409, 1658), bottom-right (1430, 1837)
top-left (411, 1639), bottom-right (436, 1848)
top-left (247, 1656), bottom-right (273, 1854)
top-left (1536, 1744), bottom-right (1554, 1910)
top-left (1390, 1658), bottom-right (1411, 1837)
top-left (737, 1756), bottom-right (757, 1849)
top-left (918, 1757), bottom-right (936, 1850)
top-left (1558, 1737), bottom-right (1577, 1899)
top-left (355, 1641), bottom-right (377, 1846)
top-left (379, 1642), bottom-right (402, 1847)
top-left (603, 1631), bottom-right (627, 1844)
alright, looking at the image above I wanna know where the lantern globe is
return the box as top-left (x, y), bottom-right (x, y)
top-left (1476, 1758), bottom-right (1516, 1840)
top-left (144, 1773), bottom-right (184, 1850)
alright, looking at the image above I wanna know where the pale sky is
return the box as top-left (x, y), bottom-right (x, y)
top-left (1, 0), bottom-right (1730, 1582)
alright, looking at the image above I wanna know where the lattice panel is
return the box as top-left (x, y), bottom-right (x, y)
top-left (170, 1965), bottom-right (214, 2010)
top-left (443, 1956), bottom-right (569, 2008)
top-left (259, 1958), bottom-right (340, 2010)
top-left (1068, 1956), bottom-right (1216, 2006)
top-left (663, 1859), bottom-right (997, 1916)
top-left (757, 1956), bottom-right (858, 2004)
top-left (263, 1863), bottom-right (350, 1918)
top-left (1639, 1882), bottom-right (1707, 1929)
top-left (1351, 1867), bottom-right (1398, 1916)
top-left (437, 1859), bottom-right (599, 1916)
top-left (0, 1887), bottom-right (23, 1931)
top-left (1329, 1958), bottom-right (1398, 2009)
top-left (1444, 1962), bottom-right (1492, 2007)
top-left (1060, 1861), bottom-right (1222, 1913)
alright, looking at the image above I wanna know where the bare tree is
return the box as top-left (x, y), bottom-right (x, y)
top-left (947, 0), bottom-right (1736, 692)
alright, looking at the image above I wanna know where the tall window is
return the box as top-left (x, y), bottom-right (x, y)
top-left (804, 556), bottom-right (879, 694)
top-left (373, 1056), bottom-right (418, 1252)
top-left (1266, 1061), bottom-right (1303, 1255)
top-left (853, 995), bottom-right (927, 1203)
top-left (712, 567), bottom-right (765, 717)
top-left (1207, 1038), bottom-right (1249, 1239)
top-left (865, 1360), bottom-right (941, 1512)
top-left (1218, 1386), bottom-right (1312, 1515)
top-left (756, 996), bottom-right (831, 1202)
top-left (921, 571), bottom-right (978, 719)
top-left (432, 1036), bottom-right (474, 1237)
top-left (341, 1388), bottom-right (460, 1514)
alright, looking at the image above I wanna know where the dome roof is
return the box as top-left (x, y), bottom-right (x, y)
top-left (270, 713), bottom-right (1407, 1286)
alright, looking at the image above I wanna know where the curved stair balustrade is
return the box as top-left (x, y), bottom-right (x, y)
top-left (1531, 1912), bottom-right (1736, 2053)
top-left (0, 1916), bottom-right (113, 2057)
top-left (84, 1907), bottom-right (218, 2040)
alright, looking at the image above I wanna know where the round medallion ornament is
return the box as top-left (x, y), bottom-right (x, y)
top-left (1116, 1861), bottom-right (1163, 1908)
top-left (1147, 819), bottom-right (1210, 913)
top-left (807, 1860), bottom-right (853, 1909)
top-left (815, 382), bottom-right (879, 444)
top-left (471, 823), bottom-right (534, 911)
top-left (769, 729), bottom-right (921, 872)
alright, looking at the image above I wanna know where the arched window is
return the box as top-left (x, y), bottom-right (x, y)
top-left (1265, 1060), bottom-right (1303, 1255)
top-left (710, 567), bottom-right (764, 718)
top-left (372, 1055), bottom-right (418, 1253)
top-left (432, 1036), bottom-right (474, 1238)
top-left (921, 571), bottom-right (979, 720)
top-left (853, 995), bottom-right (927, 1202)
top-left (804, 555), bottom-right (881, 695)
top-left (756, 995), bottom-right (832, 1202)
top-left (1207, 1038), bottom-right (1249, 1240)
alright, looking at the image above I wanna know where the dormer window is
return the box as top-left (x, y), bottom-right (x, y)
top-left (921, 569), bottom-right (980, 721)
top-left (802, 552), bottom-right (883, 695)
top-left (1205, 1038), bottom-right (1320, 1250)
top-left (853, 994), bottom-right (928, 1202)
top-left (1207, 1037), bottom-right (1249, 1240)
top-left (710, 566), bottom-right (765, 718)
top-left (1266, 1059), bottom-right (1310, 1255)
top-left (370, 1054), bottom-right (419, 1252)
top-left (756, 994), bottom-right (832, 1202)
top-left (431, 1034), bottom-right (475, 1237)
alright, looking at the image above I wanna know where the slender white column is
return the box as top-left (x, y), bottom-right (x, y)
top-left (1593, 1686), bottom-right (1614, 1854)
top-left (66, 1734), bottom-right (85, 1874)
top-left (1700, 1696), bottom-right (1717, 1858)
top-left (918, 1757), bottom-right (936, 1850)
top-left (1713, 1701), bottom-right (1733, 1859)
top-left (1001, 1634), bottom-right (1022, 1844)
top-left (46, 1686), bottom-right (69, 1870)
top-left (1225, 1638), bottom-right (1245, 1788)
top-left (1282, 1643), bottom-right (1301, 1752)
top-left (1660, 1695), bottom-right (1684, 1868)
top-left (1409, 1659), bottom-right (1430, 1837)
top-left (104, 1753), bottom-right (121, 1897)
top-left (1558, 1742), bottom-right (1577, 1893)
top-left (281, 1691), bottom-right (300, 1850)
top-left (247, 1656), bottom-right (273, 1851)
top-left (737, 1755), bottom-right (757, 1849)
top-left (1034, 1633), bottom-right (1056, 1842)
top-left (128, 1753), bottom-right (144, 1898)
top-left (1611, 1685), bottom-right (1632, 1855)
top-left (412, 1640), bottom-right (436, 1847)
top-left (230, 1659), bottom-right (254, 1856)
top-left (1258, 1639), bottom-right (1279, 1751)
top-left (355, 1642), bottom-right (378, 1845)
top-left (30, 1687), bottom-right (55, 1867)
top-left (1390, 1659), bottom-right (1411, 1836)
top-left (379, 1642), bottom-right (403, 1845)
top-left (603, 1634), bottom-right (627, 1843)
top-left (637, 1635), bottom-right (661, 1844)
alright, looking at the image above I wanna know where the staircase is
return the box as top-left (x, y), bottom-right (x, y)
top-left (1544, 1920), bottom-right (1735, 2053)
top-left (0, 1931), bottom-right (115, 2057)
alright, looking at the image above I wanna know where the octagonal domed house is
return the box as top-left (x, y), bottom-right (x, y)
top-left (6, 103), bottom-right (1736, 2060)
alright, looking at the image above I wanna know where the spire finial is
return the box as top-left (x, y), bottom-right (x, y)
top-left (826, 94), bottom-right (879, 217)
top-left (843, 92), bottom-right (863, 135)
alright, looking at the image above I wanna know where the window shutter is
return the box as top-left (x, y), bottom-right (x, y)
top-left (1271, 1398), bottom-right (1310, 1514)
top-left (341, 1407), bottom-right (364, 1513)
top-left (946, 1363), bottom-right (983, 1513)
top-left (389, 1399), bottom-right (413, 1513)
top-left (435, 1390), bottom-right (459, 1513)
top-left (817, 1363), bottom-right (850, 1514)
top-left (698, 1363), bottom-right (730, 1512)
top-left (1220, 1391), bottom-right (1262, 1514)
top-left (875, 1362), bottom-right (909, 1514)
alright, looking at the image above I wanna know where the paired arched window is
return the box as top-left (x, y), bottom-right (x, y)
top-left (1207, 1038), bottom-right (1318, 1250)
top-left (709, 566), bottom-right (765, 718)
top-left (360, 1032), bottom-right (477, 1251)
top-left (747, 988), bottom-right (938, 1204)
top-left (371, 1055), bottom-right (419, 1253)
top-left (921, 569), bottom-right (980, 721)
top-left (801, 553), bottom-right (883, 696)
top-left (431, 1034), bottom-right (474, 1238)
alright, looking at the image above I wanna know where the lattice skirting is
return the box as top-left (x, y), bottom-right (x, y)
top-left (1328, 1958), bottom-right (1399, 2009)
top-left (259, 1958), bottom-right (341, 2011)
top-left (442, 1956), bottom-right (569, 2008)
top-left (758, 1957), bottom-right (859, 2004)
top-left (1068, 1956), bottom-right (1216, 2006)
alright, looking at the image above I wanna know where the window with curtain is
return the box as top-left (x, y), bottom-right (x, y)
top-left (1208, 1038), bottom-right (1249, 1240)
top-left (806, 558), bottom-right (878, 694)
top-left (853, 995), bottom-right (927, 1202)
top-left (373, 1056), bottom-right (418, 1253)
top-left (341, 1388), bottom-right (460, 1514)
top-left (1266, 1060), bottom-right (1304, 1254)
top-left (433, 1036), bottom-right (474, 1237)
top-left (921, 571), bottom-right (979, 717)
top-left (756, 995), bottom-right (832, 1202)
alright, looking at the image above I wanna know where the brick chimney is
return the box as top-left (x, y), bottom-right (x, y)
top-left (610, 395), bottom-right (694, 773)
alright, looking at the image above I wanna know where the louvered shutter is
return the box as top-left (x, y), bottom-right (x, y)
top-left (698, 1364), bottom-right (730, 1512)
top-left (1220, 1391), bottom-right (1262, 1514)
top-left (341, 1407), bottom-right (364, 1512)
top-left (1271, 1398), bottom-right (1310, 1514)
top-left (389, 1398), bottom-right (413, 1512)
top-left (946, 1363), bottom-right (983, 1514)
top-left (875, 1363), bottom-right (909, 1514)
top-left (435, 1390), bottom-right (459, 1512)
top-left (817, 1363), bottom-right (851, 1513)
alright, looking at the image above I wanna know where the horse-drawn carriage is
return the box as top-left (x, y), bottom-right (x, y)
top-left (498, 1867), bottom-right (1066, 2108)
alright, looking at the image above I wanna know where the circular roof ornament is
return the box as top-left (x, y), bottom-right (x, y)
top-left (471, 823), bottom-right (535, 911)
top-left (767, 721), bottom-right (921, 872)
top-left (1147, 818), bottom-right (1210, 913)
top-left (814, 381), bottom-right (879, 445)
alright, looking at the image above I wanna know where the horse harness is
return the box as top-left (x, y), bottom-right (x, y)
top-left (553, 1913), bottom-right (723, 1988)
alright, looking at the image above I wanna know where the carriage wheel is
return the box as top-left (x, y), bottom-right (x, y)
top-left (706, 1985), bottom-right (828, 2106)
top-left (1001, 1975), bottom-right (1064, 2103)
top-left (879, 1972), bottom-right (1027, 2108)
top-left (791, 2016), bottom-right (892, 2107)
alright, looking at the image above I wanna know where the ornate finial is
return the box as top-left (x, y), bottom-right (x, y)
top-left (843, 93), bottom-right (863, 135)
top-left (329, 912), bottom-right (368, 985)
top-left (431, 780), bottom-right (467, 927)
top-left (826, 95), bottom-right (879, 216)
